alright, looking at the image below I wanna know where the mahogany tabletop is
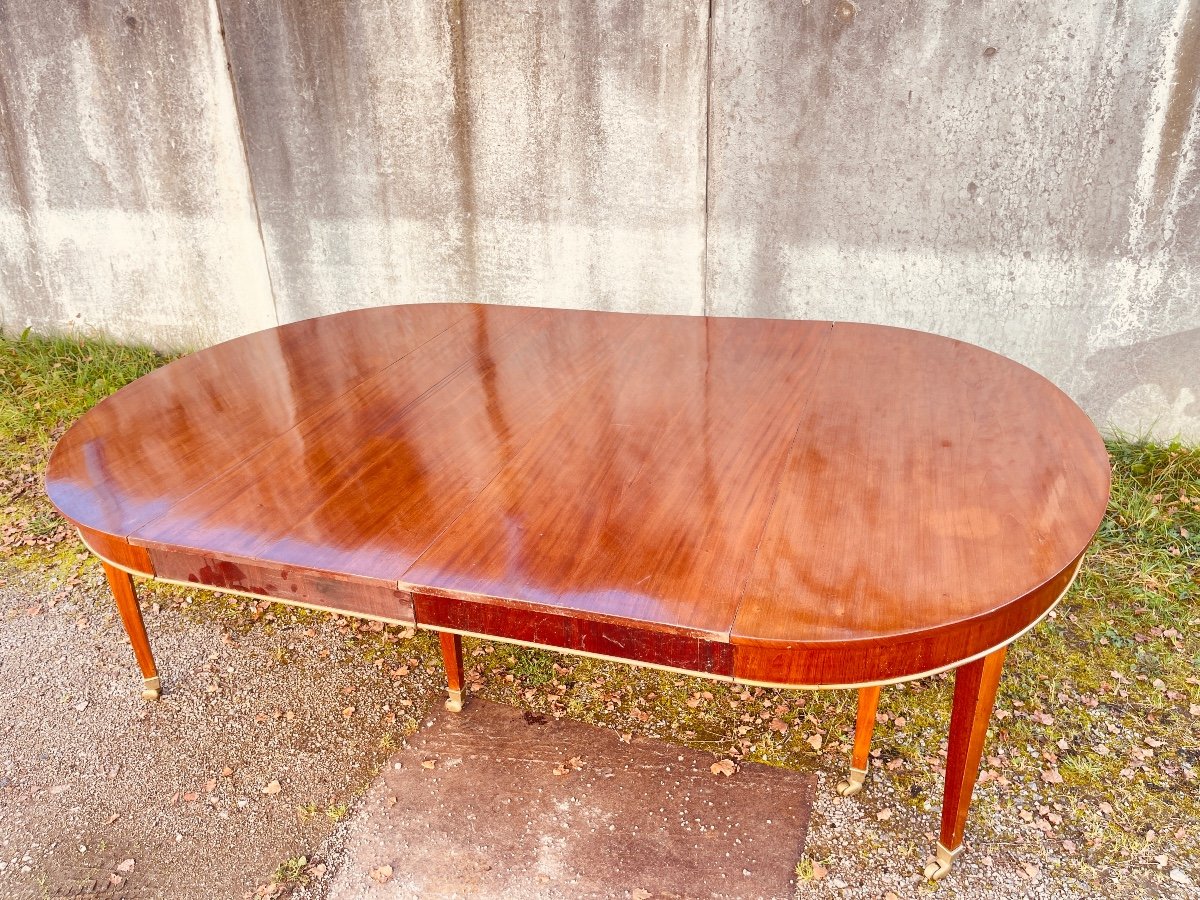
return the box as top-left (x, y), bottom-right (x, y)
top-left (46, 303), bottom-right (1111, 687)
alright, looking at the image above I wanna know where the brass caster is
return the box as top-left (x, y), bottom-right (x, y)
top-left (444, 689), bottom-right (464, 713)
top-left (922, 843), bottom-right (961, 881)
top-left (141, 676), bottom-right (162, 701)
top-left (836, 767), bottom-right (867, 797)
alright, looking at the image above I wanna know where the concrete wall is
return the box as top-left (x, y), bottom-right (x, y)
top-left (0, 0), bottom-right (276, 347)
top-left (0, 0), bottom-right (1196, 440)
top-left (708, 0), bottom-right (1200, 440)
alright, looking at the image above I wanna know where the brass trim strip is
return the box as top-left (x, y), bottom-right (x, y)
top-left (80, 530), bottom-right (1082, 692)
top-left (416, 622), bottom-right (740, 684)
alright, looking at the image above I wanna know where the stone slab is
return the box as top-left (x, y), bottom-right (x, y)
top-left (326, 700), bottom-right (816, 899)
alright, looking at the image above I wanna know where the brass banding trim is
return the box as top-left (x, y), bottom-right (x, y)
top-left (80, 530), bottom-right (1082, 692)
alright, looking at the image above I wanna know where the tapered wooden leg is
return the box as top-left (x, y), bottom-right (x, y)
top-left (439, 632), bottom-right (465, 712)
top-left (837, 685), bottom-right (881, 797)
top-left (924, 645), bottom-right (1008, 881)
top-left (101, 562), bottom-right (161, 700)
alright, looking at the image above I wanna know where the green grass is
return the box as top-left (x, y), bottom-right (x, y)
top-left (0, 330), bottom-right (170, 462)
top-left (2, 331), bottom-right (1198, 888)
top-left (271, 855), bottom-right (309, 886)
top-left (0, 332), bottom-right (173, 571)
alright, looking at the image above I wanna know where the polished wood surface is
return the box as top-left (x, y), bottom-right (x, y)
top-left (47, 303), bottom-right (1111, 687)
top-left (101, 562), bottom-right (160, 700)
top-left (940, 646), bottom-right (1008, 852)
top-left (51, 303), bottom-right (1111, 877)
top-left (850, 687), bottom-right (881, 775)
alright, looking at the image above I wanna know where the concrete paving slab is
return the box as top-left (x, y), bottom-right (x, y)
top-left (324, 699), bottom-right (815, 900)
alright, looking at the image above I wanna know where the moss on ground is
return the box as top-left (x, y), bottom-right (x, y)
top-left (2, 332), bottom-right (1197, 890)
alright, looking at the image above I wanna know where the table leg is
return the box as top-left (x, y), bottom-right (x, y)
top-left (837, 685), bottom-right (881, 797)
top-left (439, 632), bottom-right (466, 712)
top-left (924, 645), bottom-right (1008, 880)
top-left (101, 562), bottom-right (162, 700)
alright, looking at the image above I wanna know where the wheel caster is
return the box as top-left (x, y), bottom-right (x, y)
top-left (923, 859), bottom-right (950, 880)
top-left (835, 766), bottom-right (867, 797)
top-left (141, 676), bottom-right (161, 701)
top-left (922, 843), bottom-right (961, 881)
top-left (444, 689), bottom-right (464, 713)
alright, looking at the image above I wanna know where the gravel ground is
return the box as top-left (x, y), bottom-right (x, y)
top-left (0, 566), bottom-right (442, 899)
top-left (1, 562), bottom-right (1191, 899)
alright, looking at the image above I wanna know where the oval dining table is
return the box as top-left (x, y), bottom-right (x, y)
top-left (45, 303), bottom-right (1111, 880)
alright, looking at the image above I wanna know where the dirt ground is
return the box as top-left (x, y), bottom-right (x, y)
top-left (0, 566), bottom-right (444, 899)
top-left (1, 563), bottom-right (1194, 899)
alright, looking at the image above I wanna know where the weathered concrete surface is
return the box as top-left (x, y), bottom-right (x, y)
top-left (708, 0), bottom-right (1200, 439)
top-left (218, 0), bottom-right (709, 320)
top-left (0, 0), bottom-right (1197, 438)
top-left (0, 0), bottom-right (275, 347)
top-left (321, 699), bottom-right (815, 899)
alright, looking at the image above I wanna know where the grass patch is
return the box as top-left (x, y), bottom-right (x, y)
top-left (0, 332), bottom-right (173, 571)
top-left (0, 330), bottom-right (170, 461)
top-left (271, 855), bottom-right (309, 886)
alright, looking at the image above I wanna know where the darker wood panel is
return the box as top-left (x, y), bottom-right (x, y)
top-left (47, 303), bottom-right (475, 539)
top-left (148, 549), bottom-right (415, 624)
top-left (400, 317), bottom-right (832, 638)
top-left (415, 593), bottom-right (735, 676)
top-left (731, 554), bottom-right (1081, 686)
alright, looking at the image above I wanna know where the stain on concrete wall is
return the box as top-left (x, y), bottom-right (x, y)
top-left (0, 0), bottom-right (275, 347)
top-left (707, 0), bottom-right (1200, 439)
top-left (0, 0), bottom-right (1196, 439)
top-left (217, 0), bottom-right (709, 320)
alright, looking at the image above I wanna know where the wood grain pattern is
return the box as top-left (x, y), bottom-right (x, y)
top-left (46, 304), bottom-right (1110, 688)
top-left (148, 549), bottom-right (414, 624)
top-left (940, 646), bottom-right (1008, 851)
top-left (439, 632), bottom-right (465, 703)
top-left (48, 303), bottom-right (474, 540)
top-left (101, 561), bottom-right (158, 683)
top-left (77, 524), bottom-right (153, 574)
top-left (416, 592), bottom-right (736, 676)
top-left (850, 686), bottom-right (881, 773)
top-left (402, 317), bottom-right (831, 639)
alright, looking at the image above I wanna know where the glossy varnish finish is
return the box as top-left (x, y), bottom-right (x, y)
top-left (48, 303), bottom-right (1110, 687)
top-left (49, 303), bottom-right (1111, 874)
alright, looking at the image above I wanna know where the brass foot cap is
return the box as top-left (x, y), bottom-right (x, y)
top-left (836, 767), bottom-right (868, 797)
top-left (922, 843), bottom-right (962, 881)
top-left (142, 676), bottom-right (162, 701)
top-left (444, 689), bottom-right (464, 713)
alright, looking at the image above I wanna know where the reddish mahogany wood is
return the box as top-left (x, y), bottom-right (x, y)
top-left (730, 551), bottom-right (1083, 686)
top-left (47, 303), bottom-right (474, 542)
top-left (148, 549), bottom-right (414, 624)
top-left (440, 633), bottom-right (465, 696)
top-left (940, 646), bottom-right (1008, 851)
top-left (45, 303), bottom-right (1110, 687)
top-left (125, 305), bottom-right (643, 583)
top-left (101, 562), bottom-right (158, 684)
top-left (401, 317), bottom-right (830, 640)
top-left (78, 525), bottom-right (154, 574)
top-left (731, 323), bottom-right (1110, 681)
top-left (850, 686), bottom-right (881, 774)
top-left (415, 592), bottom-right (736, 676)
